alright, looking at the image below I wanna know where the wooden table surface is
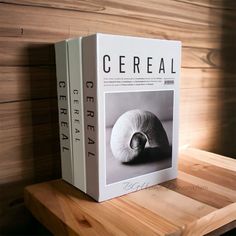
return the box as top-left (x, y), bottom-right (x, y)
top-left (24, 148), bottom-right (236, 236)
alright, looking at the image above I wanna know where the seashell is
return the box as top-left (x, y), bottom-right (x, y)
top-left (110, 109), bottom-right (170, 162)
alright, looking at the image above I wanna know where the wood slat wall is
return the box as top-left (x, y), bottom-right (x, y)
top-left (0, 0), bottom-right (235, 234)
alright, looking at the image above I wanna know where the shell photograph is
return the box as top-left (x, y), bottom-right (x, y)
top-left (105, 90), bottom-right (174, 184)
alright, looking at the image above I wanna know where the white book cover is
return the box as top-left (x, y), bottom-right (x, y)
top-left (81, 33), bottom-right (181, 201)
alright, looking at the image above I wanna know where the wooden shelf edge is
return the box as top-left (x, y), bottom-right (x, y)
top-left (182, 202), bottom-right (236, 236)
top-left (24, 186), bottom-right (77, 235)
top-left (23, 147), bottom-right (236, 236)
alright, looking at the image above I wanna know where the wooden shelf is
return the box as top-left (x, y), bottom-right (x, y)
top-left (24, 148), bottom-right (236, 235)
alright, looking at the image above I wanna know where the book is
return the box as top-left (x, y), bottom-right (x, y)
top-left (67, 38), bottom-right (86, 192)
top-left (55, 33), bottom-right (181, 202)
top-left (55, 38), bottom-right (86, 192)
top-left (55, 40), bottom-right (74, 184)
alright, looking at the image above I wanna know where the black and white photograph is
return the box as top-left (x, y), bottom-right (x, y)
top-left (105, 90), bottom-right (174, 184)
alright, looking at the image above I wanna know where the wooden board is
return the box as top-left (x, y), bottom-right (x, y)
top-left (0, 0), bottom-right (236, 233)
top-left (24, 148), bottom-right (236, 235)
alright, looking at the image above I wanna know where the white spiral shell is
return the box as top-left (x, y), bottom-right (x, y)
top-left (110, 109), bottom-right (170, 162)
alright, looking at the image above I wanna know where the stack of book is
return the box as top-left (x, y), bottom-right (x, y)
top-left (55, 33), bottom-right (181, 201)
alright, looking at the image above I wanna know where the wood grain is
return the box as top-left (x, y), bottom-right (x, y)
top-left (0, 39), bottom-right (227, 68)
top-left (24, 148), bottom-right (236, 235)
top-left (0, 0), bottom-right (236, 233)
top-left (0, 66), bottom-right (57, 103)
top-left (0, 1), bottom-right (232, 46)
top-left (183, 203), bottom-right (236, 236)
top-left (0, 99), bottom-right (60, 183)
top-left (0, 3), bottom-right (235, 68)
top-left (161, 178), bottom-right (234, 208)
top-left (179, 156), bottom-right (236, 190)
top-left (1, 67), bottom-right (236, 103)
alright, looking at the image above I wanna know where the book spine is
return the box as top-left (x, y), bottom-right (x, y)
top-left (82, 35), bottom-right (99, 199)
top-left (55, 41), bottom-right (73, 184)
top-left (68, 38), bottom-right (86, 192)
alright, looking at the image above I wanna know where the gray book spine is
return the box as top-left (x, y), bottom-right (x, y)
top-left (68, 38), bottom-right (86, 192)
top-left (55, 41), bottom-right (73, 184)
top-left (82, 35), bottom-right (99, 199)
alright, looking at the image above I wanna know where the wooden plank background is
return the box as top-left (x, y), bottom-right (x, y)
top-left (0, 0), bottom-right (235, 234)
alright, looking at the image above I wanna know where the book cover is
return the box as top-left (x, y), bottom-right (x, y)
top-left (82, 34), bottom-right (181, 201)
